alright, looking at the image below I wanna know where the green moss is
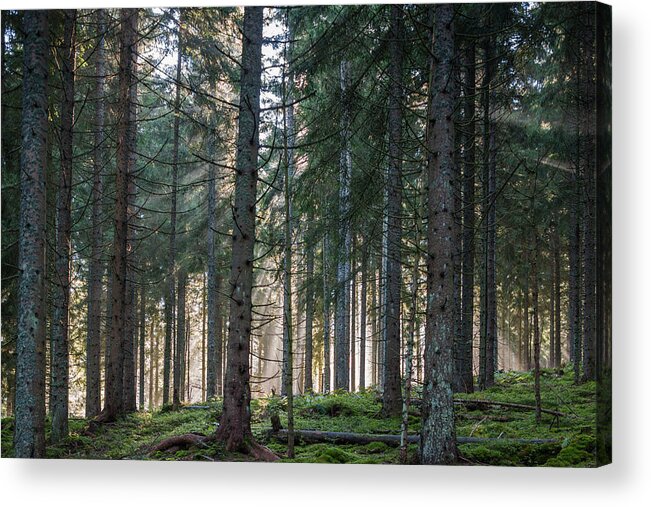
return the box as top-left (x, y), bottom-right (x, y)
top-left (0, 365), bottom-right (598, 466)
top-left (364, 441), bottom-right (389, 454)
top-left (544, 435), bottom-right (596, 467)
top-left (314, 446), bottom-right (356, 463)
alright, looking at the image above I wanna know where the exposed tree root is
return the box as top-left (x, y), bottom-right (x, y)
top-left (150, 433), bottom-right (211, 453)
top-left (148, 430), bottom-right (279, 462)
top-left (248, 441), bottom-right (280, 462)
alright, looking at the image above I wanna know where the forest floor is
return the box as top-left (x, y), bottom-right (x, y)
top-left (1, 366), bottom-right (597, 466)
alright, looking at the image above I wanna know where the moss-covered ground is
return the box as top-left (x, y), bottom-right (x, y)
top-left (1, 366), bottom-right (597, 466)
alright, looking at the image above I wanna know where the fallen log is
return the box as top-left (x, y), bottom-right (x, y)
top-left (453, 399), bottom-right (569, 418)
top-left (269, 429), bottom-right (558, 446)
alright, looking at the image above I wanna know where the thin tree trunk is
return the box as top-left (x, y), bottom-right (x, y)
top-left (86, 8), bottom-right (106, 419)
top-left (122, 29), bottom-right (140, 414)
top-left (580, 9), bottom-right (597, 382)
top-left (479, 25), bottom-right (496, 390)
top-left (173, 269), bottom-right (187, 408)
top-left (400, 252), bottom-right (420, 463)
top-left (523, 270), bottom-right (530, 370)
top-left (335, 60), bottom-right (352, 391)
top-left (304, 228), bottom-right (315, 392)
top-left (420, 4), bottom-right (458, 465)
top-left (550, 250), bottom-right (556, 368)
top-left (164, 9), bottom-right (184, 406)
top-left (554, 226), bottom-right (562, 368)
top-left (14, 10), bottom-right (49, 458)
top-left (50, 9), bottom-right (76, 443)
top-left (359, 247), bottom-right (367, 390)
top-left (350, 245), bottom-right (356, 392)
top-left (532, 239), bottom-right (542, 424)
top-left (100, 9), bottom-right (138, 423)
top-left (323, 233), bottom-right (331, 393)
top-left (371, 258), bottom-right (378, 386)
top-left (382, 4), bottom-right (404, 416)
top-left (149, 317), bottom-right (155, 410)
top-left (202, 271), bottom-right (207, 401)
top-left (123, 270), bottom-right (136, 412)
top-left (282, 20), bottom-right (295, 454)
top-left (459, 40), bottom-right (476, 393)
top-left (139, 287), bottom-right (146, 410)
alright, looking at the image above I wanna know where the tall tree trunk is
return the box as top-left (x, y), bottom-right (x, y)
top-left (359, 247), bottom-right (367, 390)
top-left (525, 274), bottom-right (532, 370)
top-left (215, 6), bottom-right (267, 455)
top-left (50, 9), bottom-right (76, 443)
top-left (206, 150), bottom-right (218, 399)
top-left (139, 287), bottom-right (146, 410)
top-left (282, 21), bottom-right (295, 454)
top-left (164, 9), bottom-right (184, 406)
top-left (580, 9), bottom-right (597, 382)
top-left (479, 26), bottom-right (496, 390)
top-left (382, 4), bottom-right (404, 416)
top-left (420, 4), bottom-right (458, 465)
top-left (149, 317), bottom-right (155, 410)
top-left (532, 239), bottom-right (542, 424)
top-left (350, 244), bottom-right (356, 392)
top-left (123, 268), bottom-right (136, 412)
top-left (554, 227), bottom-right (562, 367)
top-left (14, 10), bottom-right (49, 458)
top-left (370, 258), bottom-right (378, 386)
top-left (335, 60), bottom-right (352, 391)
top-left (173, 269), bottom-right (187, 408)
top-left (549, 249), bottom-right (556, 368)
top-left (100, 8), bottom-right (138, 422)
top-left (86, 8), bottom-right (106, 419)
top-left (122, 24), bottom-right (140, 415)
top-left (202, 271), bottom-right (207, 401)
top-left (323, 233), bottom-right (331, 393)
top-left (400, 253), bottom-right (420, 463)
top-left (459, 40), bottom-right (476, 393)
top-left (304, 229), bottom-right (315, 392)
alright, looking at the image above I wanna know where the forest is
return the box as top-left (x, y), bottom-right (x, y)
top-left (1, 3), bottom-right (611, 466)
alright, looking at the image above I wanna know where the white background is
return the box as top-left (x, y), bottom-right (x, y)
top-left (1, 0), bottom-right (649, 505)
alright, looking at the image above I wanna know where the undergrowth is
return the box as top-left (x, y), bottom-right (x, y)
top-left (1, 365), bottom-right (597, 466)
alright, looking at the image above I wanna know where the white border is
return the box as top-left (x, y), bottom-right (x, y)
top-left (2, 0), bottom-right (650, 505)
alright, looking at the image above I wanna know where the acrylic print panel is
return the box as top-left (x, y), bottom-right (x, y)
top-left (1, 2), bottom-right (611, 466)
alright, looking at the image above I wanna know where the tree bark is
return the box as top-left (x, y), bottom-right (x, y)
top-left (322, 233), bottom-right (331, 393)
top-left (420, 4), bottom-right (458, 465)
top-left (164, 8), bottom-right (184, 406)
top-left (14, 10), bottom-right (49, 458)
top-left (479, 24), bottom-right (496, 390)
top-left (382, 4), bottom-right (404, 417)
top-left (335, 60), bottom-right (352, 391)
top-left (50, 9), bottom-right (76, 443)
top-left (580, 8), bottom-right (597, 382)
top-left (554, 226), bottom-right (562, 368)
top-left (282, 21), bottom-right (295, 454)
top-left (459, 40), bottom-right (476, 393)
top-left (532, 238), bottom-right (542, 424)
top-left (139, 287), bottom-right (146, 410)
top-left (100, 8), bottom-right (138, 423)
top-left (304, 226), bottom-right (315, 392)
top-left (86, 8), bottom-right (106, 419)
top-left (359, 246), bottom-right (367, 390)
top-left (215, 7), bottom-right (269, 456)
top-left (173, 269), bottom-right (187, 408)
